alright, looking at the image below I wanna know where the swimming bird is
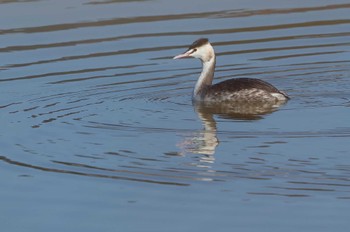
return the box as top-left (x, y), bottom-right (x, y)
top-left (173, 38), bottom-right (289, 103)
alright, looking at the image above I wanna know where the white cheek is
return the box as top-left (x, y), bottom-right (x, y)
top-left (193, 50), bottom-right (208, 60)
top-left (191, 52), bottom-right (201, 59)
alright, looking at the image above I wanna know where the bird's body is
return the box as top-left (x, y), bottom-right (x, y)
top-left (197, 78), bottom-right (288, 102)
top-left (173, 38), bottom-right (289, 103)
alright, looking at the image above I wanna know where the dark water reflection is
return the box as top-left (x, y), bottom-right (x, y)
top-left (1, 0), bottom-right (350, 231)
top-left (194, 100), bottom-right (287, 120)
top-left (180, 100), bottom-right (288, 156)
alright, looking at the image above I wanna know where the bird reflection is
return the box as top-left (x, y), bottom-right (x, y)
top-left (178, 100), bottom-right (287, 166)
top-left (194, 100), bottom-right (287, 121)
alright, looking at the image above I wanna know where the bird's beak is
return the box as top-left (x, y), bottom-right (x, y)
top-left (173, 49), bottom-right (194, 59)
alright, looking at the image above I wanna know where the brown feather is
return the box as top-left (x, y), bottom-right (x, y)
top-left (209, 78), bottom-right (289, 97)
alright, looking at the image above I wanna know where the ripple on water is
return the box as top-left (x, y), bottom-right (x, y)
top-left (0, 1), bottom-right (350, 201)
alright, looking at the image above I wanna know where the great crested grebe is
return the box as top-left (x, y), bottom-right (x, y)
top-left (174, 38), bottom-right (289, 102)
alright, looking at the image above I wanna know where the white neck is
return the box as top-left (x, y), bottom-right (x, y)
top-left (193, 55), bottom-right (216, 100)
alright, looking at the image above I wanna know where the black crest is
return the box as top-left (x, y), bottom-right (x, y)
top-left (188, 38), bottom-right (209, 50)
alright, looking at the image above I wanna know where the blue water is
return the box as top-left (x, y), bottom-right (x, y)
top-left (1, 0), bottom-right (350, 231)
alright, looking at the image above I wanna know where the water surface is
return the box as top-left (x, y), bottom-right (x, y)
top-left (1, 0), bottom-right (350, 231)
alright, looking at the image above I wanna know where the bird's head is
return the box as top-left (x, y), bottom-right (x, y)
top-left (173, 38), bottom-right (214, 62)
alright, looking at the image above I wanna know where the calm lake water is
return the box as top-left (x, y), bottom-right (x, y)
top-left (1, 0), bottom-right (350, 231)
